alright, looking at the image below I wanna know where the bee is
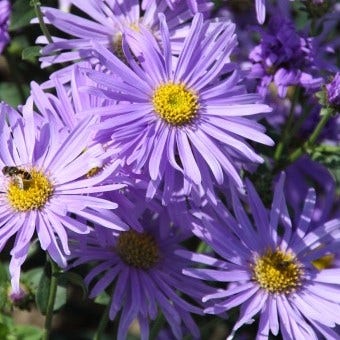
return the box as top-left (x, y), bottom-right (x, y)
top-left (2, 166), bottom-right (32, 189)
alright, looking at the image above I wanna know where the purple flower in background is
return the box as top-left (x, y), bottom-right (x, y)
top-left (255, 0), bottom-right (294, 24)
top-left (69, 202), bottom-right (212, 340)
top-left (0, 0), bottom-right (11, 53)
top-left (142, 0), bottom-right (213, 14)
top-left (35, 0), bottom-right (199, 67)
top-left (285, 156), bottom-right (336, 227)
top-left (84, 14), bottom-right (273, 201)
top-left (249, 15), bottom-right (323, 97)
top-left (181, 174), bottom-right (340, 339)
top-left (326, 72), bottom-right (340, 108)
top-left (0, 100), bottom-right (127, 295)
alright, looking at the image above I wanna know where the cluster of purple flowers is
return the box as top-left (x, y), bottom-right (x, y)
top-left (0, 0), bottom-right (339, 339)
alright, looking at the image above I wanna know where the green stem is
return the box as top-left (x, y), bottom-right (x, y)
top-left (42, 257), bottom-right (59, 340)
top-left (31, 0), bottom-right (53, 44)
top-left (196, 240), bottom-right (208, 253)
top-left (150, 313), bottom-right (165, 340)
top-left (274, 88), bottom-right (300, 162)
top-left (288, 109), bottom-right (333, 163)
top-left (93, 302), bottom-right (110, 340)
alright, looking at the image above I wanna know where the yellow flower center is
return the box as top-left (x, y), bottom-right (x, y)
top-left (252, 249), bottom-right (302, 294)
top-left (7, 170), bottom-right (53, 212)
top-left (152, 82), bottom-right (199, 126)
top-left (116, 230), bottom-right (159, 270)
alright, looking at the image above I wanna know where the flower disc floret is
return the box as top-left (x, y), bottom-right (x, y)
top-left (7, 170), bottom-right (53, 212)
top-left (152, 82), bottom-right (199, 126)
top-left (116, 230), bottom-right (159, 269)
top-left (252, 249), bottom-right (302, 294)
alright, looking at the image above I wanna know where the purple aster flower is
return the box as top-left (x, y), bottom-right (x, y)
top-left (35, 0), bottom-right (199, 67)
top-left (0, 100), bottom-right (128, 295)
top-left (284, 156), bottom-right (336, 227)
top-left (68, 199), bottom-right (212, 340)
top-left (249, 14), bottom-right (323, 97)
top-left (142, 0), bottom-right (213, 14)
top-left (0, 0), bottom-right (10, 53)
top-left (31, 63), bottom-right (116, 131)
top-left (255, 0), bottom-right (294, 24)
top-left (326, 72), bottom-right (340, 108)
top-left (84, 14), bottom-right (273, 201)
top-left (181, 173), bottom-right (340, 339)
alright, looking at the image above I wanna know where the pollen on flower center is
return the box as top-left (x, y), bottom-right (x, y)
top-left (116, 230), bottom-right (159, 270)
top-left (7, 170), bottom-right (53, 212)
top-left (252, 249), bottom-right (303, 294)
top-left (152, 82), bottom-right (199, 126)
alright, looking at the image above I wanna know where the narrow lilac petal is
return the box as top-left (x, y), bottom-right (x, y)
top-left (231, 187), bottom-right (260, 250)
top-left (292, 294), bottom-right (336, 327)
top-left (233, 290), bottom-right (268, 336)
top-left (268, 295), bottom-right (279, 336)
top-left (110, 267), bottom-right (129, 315)
top-left (256, 0), bottom-right (266, 24)
top-left (203, 282), bottom-right (256, 302)
top-left (177, 250), bottom-right (230, 269)
top-left (158, 13), bottom-right (172, 78)
top-left (85, 261), bottom-right (116, 287)
top-left (148, 124), bottom-right (168, 180)
top-left (43, 8), bottom-right (112, 37)
top-left (293, 219), bottom-right (340, 255)
top-left (9, 242), bottom-right (31, 294)
top-left (205, 285), bottom-right (259, 314)
top-left (297, 188), bottom-right (316, 238)
top-left (90, 268), bottom-right (119, 298)
top-left (205, 103), bottom-right (272, 117)
top-left (245, 178), bottom-right (272, 246)
top-left (36, 213), bottom-right (51, 250)
top-left (174, 13), bottom-right (204, 81)
top-left (176, 131), bottom-right (201, 185)
top-left (200, 123), bottom-right (263, 163)
top-left (193, 129), bottom-right (243, 187)
top-left (306, 283), bottom-right (340, 304)
top-left (10, 211), bottom-right (36, 256)
top-left (311, 268), bottom-right (340, 284)
top-left (182, 268), bottom-right (251, 282)
top-left (186, 129), bottom-right (224, 184)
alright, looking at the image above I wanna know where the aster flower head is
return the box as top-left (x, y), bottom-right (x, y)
top-left (255, 0), bottom-right (295, 24)
top-left (0, 0), bottom-right (10, 53)
top-left (36, 0), bottom-right (201, 67)
top-left (0, 98), bottom-right (128, 295)
top-left (326, 72), bottom-right (340, 109)
top-left (84, 14), bottom-right (273, 201)
top-left (69, 198), bottom-right (212, 340)
top-left (142, 0), bottom-right (213, 14)
top-left (249, 14), bottom-right (323, 97)
top-left (285, 156), bottom-right (336, 227)
top-left (181, 173), bottom-right (340, 339)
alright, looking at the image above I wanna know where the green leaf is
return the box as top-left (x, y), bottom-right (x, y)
top-left (35, 264), bottom-right (67, 314)
top-left (22, 267), bottom-right (44, 294)
top-left (0, 83), bottom-right (29, 107)
top-left (9, 0), bottom-right (36, 31)
top-left (35, 266), bottom-right (51, 315)
top-left (308, 144), bottom-right (340, 169)
top-left (13, 325), bottom-right (43, 340)
top-left (56, 272), bottom-right (87, 298)
top-left (54, 286), bottom-right (67, 312)
top-left (22, 46), bottom-right (41, 62)
top-left (94, 291), bottom-right (110, 306)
